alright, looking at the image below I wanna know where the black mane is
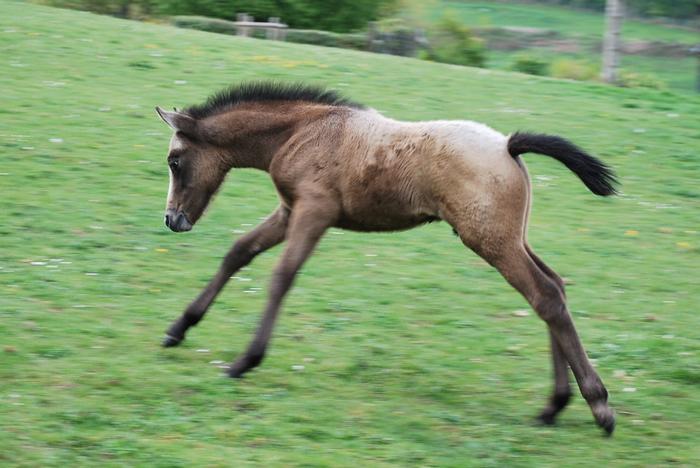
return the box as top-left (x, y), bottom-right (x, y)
top-left (184, 81), bottom-right (365, 119)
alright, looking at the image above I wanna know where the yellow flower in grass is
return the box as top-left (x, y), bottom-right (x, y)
top-left (624, 230), bottom-right (639, 237)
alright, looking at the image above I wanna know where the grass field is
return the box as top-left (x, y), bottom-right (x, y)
top-left (1, 1), bottom-right (700, 466)
top-left (421, 1), bottom-right (700, 94)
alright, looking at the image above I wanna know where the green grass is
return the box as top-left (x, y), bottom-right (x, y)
top-left (1, 1), bottom-right (700, 466)
top-left (422, 1), bottom-right (699, 93)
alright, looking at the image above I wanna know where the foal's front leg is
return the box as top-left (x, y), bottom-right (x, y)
top-left (228, 199), bottom-right (337, 378)
top-left (162, 206), bottom-right (289, 347)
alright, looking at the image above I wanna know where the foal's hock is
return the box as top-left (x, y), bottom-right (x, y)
top-left (156, 82), bottom-right (617, 435)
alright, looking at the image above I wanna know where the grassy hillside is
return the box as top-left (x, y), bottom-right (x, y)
top-left (421, 1), bottom-right (699, 93)
top-left (1, 1), bottom-right (699, 466)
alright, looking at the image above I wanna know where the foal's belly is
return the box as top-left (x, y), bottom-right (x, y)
top-left (335, 194), bottom-right (440, 232)
top-left (334, 213), bottom-right (440, 232)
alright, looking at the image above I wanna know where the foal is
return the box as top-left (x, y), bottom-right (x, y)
top-left (156, 82), bottom-right (617, 434)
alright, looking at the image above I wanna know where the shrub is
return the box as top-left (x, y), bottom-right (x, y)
top-left (286, 29), bottom-right (366, 50)
top-left (423, 17), bottom-right (485, 67)
top-left (618, 71), bottom-right (667, 90)
top-left (171, 15), bottom-right (237, 35)
top-left (511, 54), bottom-right (549, 76)
top-left (367, 17), bottom-right (425, 56)
top-left (550, 59), bottom-right (599, 81)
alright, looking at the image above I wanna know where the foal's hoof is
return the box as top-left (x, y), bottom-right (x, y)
top-left (227, 353), bottom-right (264, 379)
top-left (592, 403), bottom-right (616, 436)
top-left (227, 361), bottom-right (253, 379)
top-left (600, 414), bottom-right (616, 436)
top-left (536, 410), bottom-right (557, 426)
top-left (161, 334), bottom-right (183, 347)
top-left (227, 366), bottom-right (248, 379)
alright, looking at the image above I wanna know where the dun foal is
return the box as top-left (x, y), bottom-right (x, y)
top-left (156, 82), bottom-right (617, 434)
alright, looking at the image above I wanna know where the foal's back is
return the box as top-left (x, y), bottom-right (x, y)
top-left (290, 108), bottom-right (526, 232)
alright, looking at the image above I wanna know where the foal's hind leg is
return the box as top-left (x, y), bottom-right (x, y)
top-left (526, 246), bottom-right (565, 296)
top-left (488, 244), bottom-right (614, 434)
top-left (162, 206), bottom-right (289, 347)
top-left (519, 158), bottom-right (572, 423)
top-left (525, 246), bottom-right (573, 424)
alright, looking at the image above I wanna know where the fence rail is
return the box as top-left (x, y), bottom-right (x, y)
top-left (235, 13), bottom-right (287, 40)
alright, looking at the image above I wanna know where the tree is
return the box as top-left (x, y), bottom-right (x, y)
top-left (601, 0), bottom-right (624, 84)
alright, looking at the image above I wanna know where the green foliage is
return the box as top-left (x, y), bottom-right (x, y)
top-left (629, 0), bottom-right (699, 19)
top-left (550, 58), bottom-right (600, 81)
top-left (619, 70), bottom-right (667, 89)
top-left (150, 0), bottom-right (278, 21)
top-left (423, 16), bottom-right (485, 67)
top-left (39, 0), bottom-right (153, 17)
top-left (511, 54), bottom-right (550, 76)
top-left (40, 0), bottom-right (398, 32)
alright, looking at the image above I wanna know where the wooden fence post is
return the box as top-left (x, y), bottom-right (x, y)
top-left (267, 17), bottom-right (279, 40)
top-left (236, 13), bottom-right (252, 37)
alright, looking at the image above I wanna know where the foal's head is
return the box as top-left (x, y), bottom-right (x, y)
top-left (156, 107), bottom-right (228, 232)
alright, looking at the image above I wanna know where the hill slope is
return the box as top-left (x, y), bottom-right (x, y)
top-left (1, 1), bottom-right (699, 465)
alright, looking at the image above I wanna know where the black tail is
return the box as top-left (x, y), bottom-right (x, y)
top-left (507, 132), bottom-right (618, 196)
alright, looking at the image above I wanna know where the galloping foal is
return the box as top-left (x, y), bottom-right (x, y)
top-left (156, 82), bottom-right (617, 434)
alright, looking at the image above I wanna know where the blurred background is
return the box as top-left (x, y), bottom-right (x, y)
top-left (1, 0), bottom-right (699, 466)
top-left (33, 0), bottom-right (700, 92)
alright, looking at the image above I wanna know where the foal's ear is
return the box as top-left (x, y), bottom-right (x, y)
top-left (155, 106), bottom-right (198, 136)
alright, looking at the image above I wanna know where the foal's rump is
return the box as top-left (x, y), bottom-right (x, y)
top-left (424, 122), bottom-right (617, 255)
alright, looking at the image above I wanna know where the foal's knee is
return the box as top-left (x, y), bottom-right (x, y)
top-left (225, 238), bottom-right (262, 268)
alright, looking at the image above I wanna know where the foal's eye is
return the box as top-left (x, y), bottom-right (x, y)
top-left (169, 159), bottom-right (180, 172)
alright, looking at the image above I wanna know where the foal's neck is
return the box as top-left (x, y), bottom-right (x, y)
top-left (213, 102), bottom-right (331, 172)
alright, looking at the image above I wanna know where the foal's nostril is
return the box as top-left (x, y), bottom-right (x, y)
top-left (165, 209), bottom-right (191, 232)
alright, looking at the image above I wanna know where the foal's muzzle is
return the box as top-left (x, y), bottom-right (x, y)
top-left (164, 209), bottom-right (192, 232)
